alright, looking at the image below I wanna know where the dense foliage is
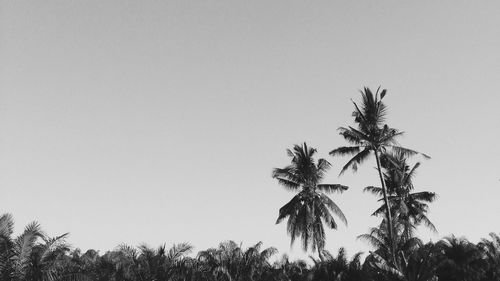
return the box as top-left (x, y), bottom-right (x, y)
top-left (0, 215), bottom-right (499, 281)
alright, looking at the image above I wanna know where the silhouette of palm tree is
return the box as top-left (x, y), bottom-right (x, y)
top-left (330, 87), bottom-right (429, 262)
top-left (273, 143), bottom-right (348, 260)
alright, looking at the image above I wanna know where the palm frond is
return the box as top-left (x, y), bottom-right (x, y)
top-left (364, 186), bottom-right (383, 196)
top-left (371, 204), bottom-right (387, 217)
top-left (388, 145), bottom-right (431, 159)
top-left (316, 158), bottom-right (331, 181)
top-left (316, 200), bottom-right (337, 229)
top-left (379, 126), bottom-right (405, 144)
top-left (0, 213), bottom-right (14, 238)
top-left (316, 184), bottom-right (348, 193)
top-left (417, 214), bottom-right (438, 233)
top-left (260, 247), bottom-right (278, 261)
top-left (411, 191), bottom-right (437, 203)
top-left (329, 146), bottom-right (361, 157)
top-left (371, 253), bottom-right (404, 277)
top-left (339, 148), bottom-right (371, 175)
top-left (357, 234), bottom-right (385, 250)
top-left (168, 243), bottom-right (193, 261)
top-left (276, 194), bottom-right (302, 224)
top-left (274, 177), bottom-right (301, 191)
top-left (403, 162), bottom-right (421, 186)
top-left (272, 166), bottom-right (302, 186)
top-left (337, 127), bottom-right (364, 145)
top-left (320, 194), bottom-right (347, 226)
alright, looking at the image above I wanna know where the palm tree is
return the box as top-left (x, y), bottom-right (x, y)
top-left (197, 240), bottom-right (241, 281)
top-left (111, 242), bottom-right (193, 281)
top-left (365, 152), bottom-right (437, 239)
top-left (436, 235), bottom-right (487, 281)
top-left (241, 242), bottom-right (277, 281)
top-left (310, 248), bottom-right (367, 281)
top-left (478, 233), bottom-right (500, 280)
top-left (368, 242), bottom-right (443, 281)
top-left (359, 218), bottom-right (422, 270)
top-left (0, 213), bottom-right (84, 281)
top-left (273, 143), bottom-right (348, 260)
top-left (330, 87), bottom-right (429, 261)
top-left (24, 233), bottom-right (73, 281)
top-left (359, 217), bottom-right (444, 281)
top-left (197, 241), bottom-right (277, 281)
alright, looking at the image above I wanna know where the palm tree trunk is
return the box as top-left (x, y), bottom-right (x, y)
top-left (374, 150), bottom-right (396, 263)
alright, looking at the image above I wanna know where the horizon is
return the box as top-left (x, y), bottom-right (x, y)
top-left (1, 0), bottom-right (500, 261)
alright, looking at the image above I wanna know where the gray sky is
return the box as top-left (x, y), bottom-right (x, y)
top-left (1, 0), bottom-right (500, 259)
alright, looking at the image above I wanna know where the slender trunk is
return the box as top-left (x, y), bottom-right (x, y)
top-left (374, 149), bottom-right (396, 263)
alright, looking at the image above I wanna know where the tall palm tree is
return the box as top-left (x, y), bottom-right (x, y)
top-left (330, 87), bottom-right (429, 261)
top-left (273, 143), bottom-right (348, 260)
top-left (365, 152), bottom-right (437, 238)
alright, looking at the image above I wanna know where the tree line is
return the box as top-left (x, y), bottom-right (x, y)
top-left (0, 213), bottom-right (499, 281)
top-left (1, 87), bottom-right (498, 280)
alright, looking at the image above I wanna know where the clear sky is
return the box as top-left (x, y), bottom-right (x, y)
top-left (1, 0), bottom-right (500, 260)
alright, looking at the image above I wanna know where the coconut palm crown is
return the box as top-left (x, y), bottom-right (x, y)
top-left (366, 152), bottom-right (437, 238)
top-left (272, 143), bottom-right (348, 257)
top-left (330, 87), bottom-right (429, 175)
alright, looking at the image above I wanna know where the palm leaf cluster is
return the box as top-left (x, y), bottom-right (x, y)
top-left (365, 152), bottom-right (437, 238)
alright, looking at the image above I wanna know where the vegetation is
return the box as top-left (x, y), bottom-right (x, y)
top-left (0, 215), bottom-right (499, 281)
top-left (2, 86), bottom-right (497, 280)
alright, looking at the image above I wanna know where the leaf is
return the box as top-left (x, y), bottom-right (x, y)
top-left (320, 194), bottom-right (347, 226)
top-left (329, 146), bottom-right (361, 157)
top-left (339, 148), bottom-right (371, 175)
top-left (316, 184), bottom-right (348, 193)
